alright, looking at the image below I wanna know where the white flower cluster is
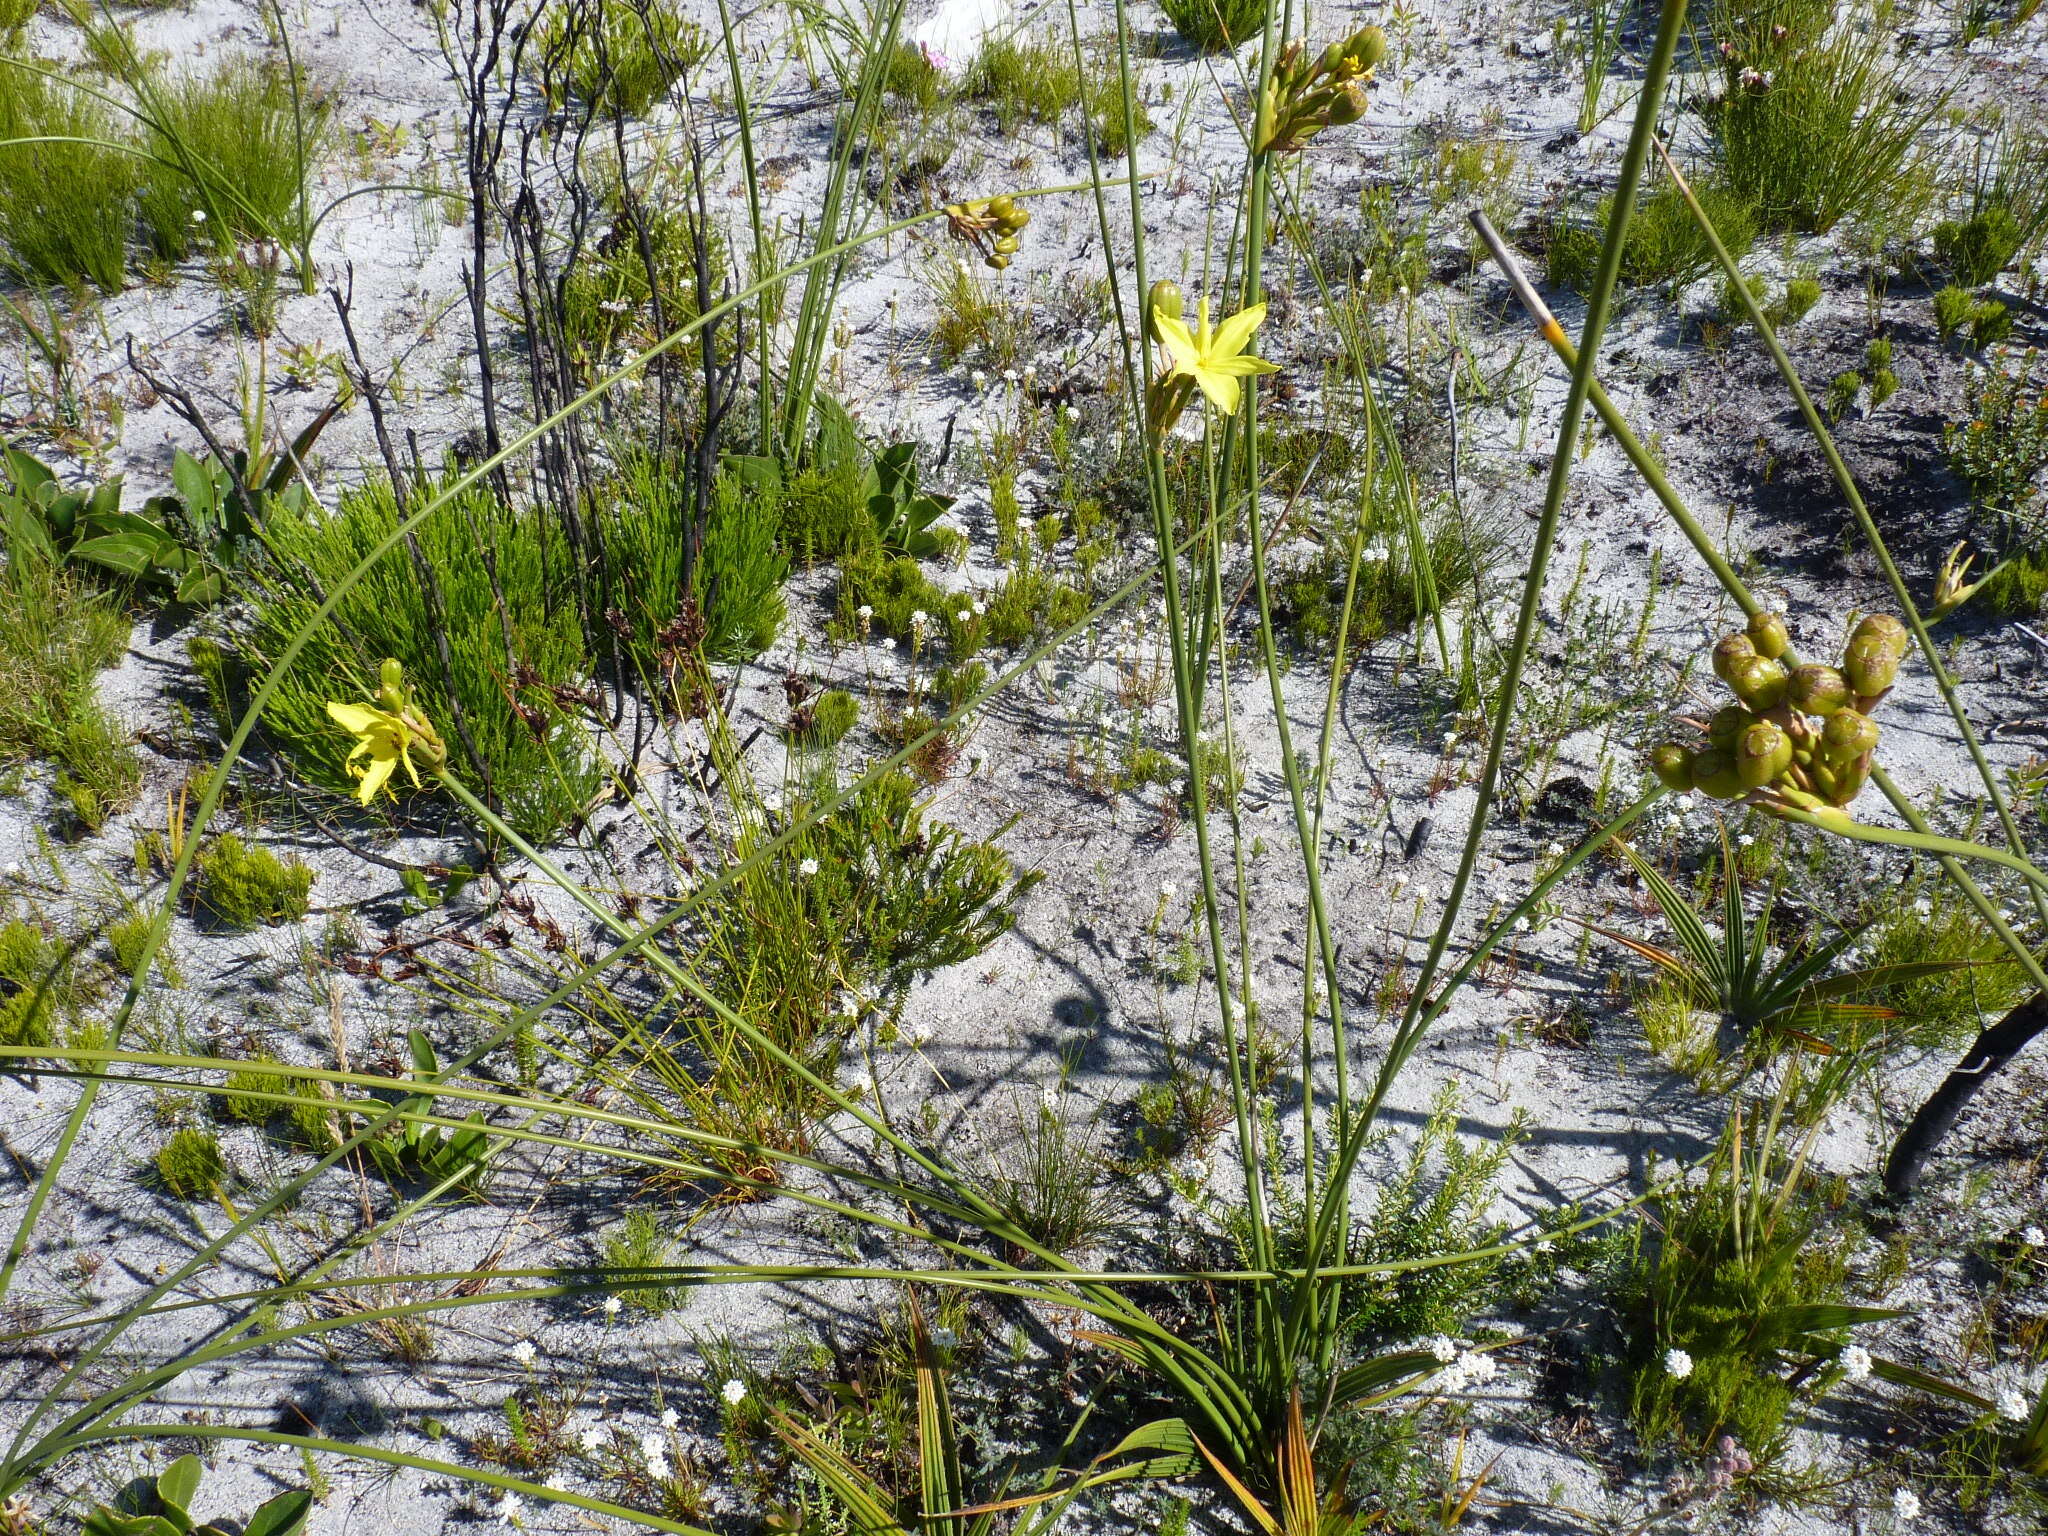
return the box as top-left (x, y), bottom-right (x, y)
top-left (1430, 1344), bottom-right (1498, 1394)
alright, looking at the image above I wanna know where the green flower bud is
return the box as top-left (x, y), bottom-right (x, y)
top-left (1828, 757), bottom-right (1871, 806)
top-left (1736, 721), bottom-right (1793, 790)
top-left (1788, 663), bottom-right (1850, 716)
top-left (1348, 25), bottom-right (1387, 71)
top-left (1745, 609), bottom-right (1790, 660)
top-left (993, 235), bottom-right (1020, 254)
top-left (1712, 633), bottom-right (1757, 684)
top-left (1146, 280), bottom-right (1184, 345)
top-left (1820, 708), bottom-right (1880, 762)
top-left (986, 194), bottom-right (1017, 219)
top-left (1692, 745), bottom-right (1745, 800)
top-left (1729, 655), bottom-right (1789, 711)
top-left (1327, 80), bottom-right (1369, 125)
top-left (1650, 744), bottom-right (1695, 792)
top-left (1707, 705), bottom-right (1754, 747)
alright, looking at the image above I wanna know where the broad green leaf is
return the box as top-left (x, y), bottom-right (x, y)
top-left (240, 1489), bottom-right (313, 1536)
top-left (155, 1455), bottom-right (203, 1527)
top-left (1330, 1349), bottom-right (1440, 1408)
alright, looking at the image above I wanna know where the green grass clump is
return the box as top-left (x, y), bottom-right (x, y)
top-left (105, 910), bottom-right (180, 987)
top-left (535, 1), bottom-right (709, 118)
top-left (1549, 171), bottom-right (1757, 295)
top-left (154, 1127), bottom-right (224, 1200)
top-left (0, 553), bottom-right (141, 832)
top-left (1275, 505), bottom-right (1502, 655)
top-left (0, 917), bottom-right (87, 1048)
top-left (218, 1053), bottom-right (293, 1125)
top-left (770, 460), bottom-right (873, 564)
top-left (960, 35), bottom-right (1147, 151)
top-left (192, 835), bottom-right (313, 930)
top-left (1935, 205), bottom-right (2023, 287)
top-left (1858, 883), bottom-right (2027, 1049)
top-left (879, 40), bottom-right (946, 114)
top-left (0, 58), bottom-right (138, 289)
top-left (1705, 19), bottom-right (1939, 234)
top-left (1976, 550), bottom-right (2048, 616)
top-left (1158, 0), bottom-right (1267, 51)
top-left (134, 55), bottom-right (332, 260)
top-left (786, 688), bottom-right (858, 751)
top-left (209, 477), bottom-right (599, 841)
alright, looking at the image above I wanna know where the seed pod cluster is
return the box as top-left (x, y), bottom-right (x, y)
top-left (1256, 27), bottom-right (1386, 155)
top-left (1649, 611), bottom-right (1907, 812)
top-left (943, 194), bottom-right (1031, 270)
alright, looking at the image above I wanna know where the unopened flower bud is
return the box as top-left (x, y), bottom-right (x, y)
top-left (1820, 708), bottom-right (1880, 762)
top-left (1146, 280), bottom-right (1184, 346)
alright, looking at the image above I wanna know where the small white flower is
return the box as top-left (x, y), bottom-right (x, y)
top-left (1738, 834), bottom-right (1755, 848)
top-left (2021, 1225), bottom-right (2045, 1248)
top-left (856, 604), bottom-right (874, 621)
top-left (1546, 841), bottom-right (1565, 858)
top-left (721, 1378), bottom-right (748, 1406)
top-left (970, 370), bottom-right (988, 390)
top-left (1160, 881), bottom-right (1178, 897)
top-left (1040, 1084), bottom-right (1060, 1111)
top-left (880, 637), bottom-right (897, 651)
top-left (1064, 405), bottom-right (1081, 422)
top-left (639, 1431), bottom-right (666, 1463)
top-left (1840, 1344), bottom-right (1872, 1381)
top-left (497, 1493), bottom-right (524, 1525)
top-left (645, 1451), bottom-right (670, 1480)
top-left (930, 1325), bottom-right (958, 1348)
top-left (956, 610), bottom-right (972, 624)
top-left (1890, 1487), bottom-right (1920, 1522)
top-left (511, 1339), bottom-right (537, 1368)
top-left (1913, 897), bottom-right (1933, 916)
top-left (1675, 794), bottom-right (1696, 813)
top-left (579, 1425), bottom-right (607, 1453)
top-left (1428, 1334), bottom-right (1459, 1363)
top-left (602, 1295), bottom-right (622, 1317)
top-left (1664, 1348), bottom-right (1694, 1380)
top-left (1002, 369), bottom-right (1019, 383)
top-left (659, 1407), bottom-right (679, 1429)
top-left (1998, 1387), bottom-right (2031, 1422)
top-left (190, 208), bottom-right (207, 225)
top-left (799, 857), bottom-right (820, 877)
top-left (910, 609), bottom-right (929, 629)
top-left (1513, 916), bottom-right (1531, 934)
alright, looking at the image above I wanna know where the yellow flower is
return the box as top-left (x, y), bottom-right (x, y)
top-left (325, 660), bottom-right (447, 805)
top-left (1152, 298), bottom-right (1281, 415)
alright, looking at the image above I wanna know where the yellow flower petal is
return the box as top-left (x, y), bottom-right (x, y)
top-left (1153, 310), bottom-right (1200, 374)
top-left (326, 701), bottom-right (385, 734)
top-left (1209, 301), bottom-right (1268, 359)
top-left (355, 752), bottom-right (397, 806)
top-left (1193, 370), bottom-right (1241, 415)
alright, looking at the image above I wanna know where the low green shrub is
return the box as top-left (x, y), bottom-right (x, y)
top-left (211, 476), bottom-right (599, 841)
top-left (105, 909), bottom-right (180, 987)
top-left (535, 0), bottom-right (709, 118)
top-left (1977, 549), bottom-right (2048, 616)
top-left (219, 1052), bottom-right (293, 1124)
top-left (1943, 345), bottom-right (2048, 520)
top-left (601, 1209), bottom-right (690, 1314)
top-left (0, 553), bottom-right (140, 832)
top-left (961, 34), bottom-right (1149, 152)
top-left (1157, 0), bottom-right (1267, 51)
top-left (560, 197), bottom-right (722, 378)
top-left (604, 453), bottom-right (788, 668)
top-left (786, 687), bottom-right (858, 751)
top-left (155, 1126), bottom-right (225, 1199)
top-left (1549, 171), bottom-right (1758, 295)
top-left (192, 835), bottom-right (313, 930)
top-left (0, 917), bottom-right (91, 1048)
top-left (1935, 205), bottom-right (2024, 287)
top-left (1275, 503), bottom-right (1503, 655)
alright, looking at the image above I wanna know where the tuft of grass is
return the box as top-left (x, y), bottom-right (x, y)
top-left (601, 1209), bottom-right (690, 1315)
top-left (560, 195), bottom-right (722, 379)
top-left (154, 1126), bottom-right (224, 1200)
top-left (191, 834), bottom-right (313, 930)
top-left (1274, 503), bottom-right (1503, 656)
top-left (133, 55), bottom-right (332, 261)
top-left (218, 1053), bottom-right (293, 1125)
top-left (0, 917), bottom-right (93, 1048)
top-left (0, 57), bottom-right (138, 289)
top-left (105, 910), bottom-right (180, 987)
top-left (1704, 11), bottom-right (1941, 234)
top-left (982, 1096), bottom-right (1124, 1258)
top-left (1157, 0), bottom-right (1267, 52)
top-left (0, 552), bottom-right (140, 832)
top-left (1934, 205), bottom-right (2023, 288)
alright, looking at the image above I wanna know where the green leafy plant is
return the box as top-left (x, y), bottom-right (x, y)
top-left (0, 57), bottom-right (138, 289)
top-left (1935, 205), bottom-right (2023, 287)
top-left (599, 1209), bottom-right (688, 1314)
top-left (1590, 828), bottom-right (1975, 1059)
top-left (867, 441), bottom-right (955, 559)
top-left (534, 0), bottom-right (710, 118)
top-left (191, 834), bottom-right (314, 930)
top-left (1624, 1088), bottom-right (1897, 1455)
top-left (0, 917), bottom-right (97, 1049)
top-left (350, 1031), bottom-right (494, 1195)
top-left (1944, 345), bottom-right (2048, 526)
top-left (1549, 169), bottom-right (1758, 296)
top-left (82, 1454), bottom-right (310, 1536)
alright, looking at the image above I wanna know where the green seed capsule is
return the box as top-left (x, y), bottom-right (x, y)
top-left (993, 235), bottom-right (1020, 255)
top-left (985, 253), bottom-right (1011, 270)
top-left (1000, 208), bottom-right (1030, 231)
top-left (1820, 708), bottom-right (1880, 761)
top-left (1788, 663), bottom-right (1850, 716)
top-left (1746, 610), bottom-right (1790, 660)
top-left (1730, 656), bottom-right (1789, 711)
top-left (1650, 744), bottom-right (1696, 792)
top-left (1737, 721), bottom-right (1793, 790)
top-left (1693, 746), bottom-right (1745, 800)
top-left (1713, 633), bottom-right (1757, 684)
top-left (986, 195), bottom-right (1017, 219)
top-left (1849, 613), bottom-right (1908, 650)
top-left (1349, 25), bottom-right (1387, 71)
top-left (1829, 757), bottom-right (1871, 806)
top-left (1707, 705), bottom-right (1754, 747)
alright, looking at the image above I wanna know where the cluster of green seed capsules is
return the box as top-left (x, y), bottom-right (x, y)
top-left (943, 194), bottom-right (1030, 270)
top-left (1649, 611), bottom-right (1909, 811)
